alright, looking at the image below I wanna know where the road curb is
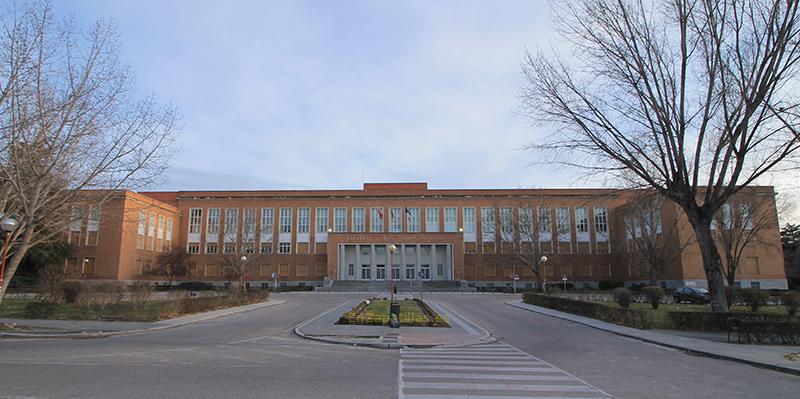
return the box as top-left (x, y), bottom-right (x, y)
top-left (505, 300), bottom-right (800, 376)
top-left (0, 299), bottom-right (287, 340)
top-left (293, 300), bottom-right (493, 350)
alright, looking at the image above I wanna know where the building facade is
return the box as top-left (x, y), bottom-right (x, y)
top-left (68, 183), bottom-right (788, 290)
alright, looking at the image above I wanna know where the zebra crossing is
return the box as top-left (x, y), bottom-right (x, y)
top-left (399, 342), bottom-right (612, 399)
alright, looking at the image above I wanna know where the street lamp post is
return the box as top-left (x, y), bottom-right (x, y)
top-left (388, 244), bottom-right (397, 301)
top-left (240, 255), bottom-right (247, 292)
top-left (540, 256), bottom-right (548, 293)
top-left (562, 275), bottom-right (568, 292)
top-left (0, 216), bottom-right (19, 286)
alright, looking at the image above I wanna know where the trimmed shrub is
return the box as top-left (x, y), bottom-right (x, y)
top-left (36, 264), bottom-right (65, 303)
top-left (23, 302), bottom-right (57, 319)
top-left (599, 280), bottom-right (625, 291)
top-left (175, 282), bottom-right (215, 291)
top-left (522, 292), bottom-right (650, 329)
top-left (667, 311), bottom-right (793, 331)
top-left (612, 287), bottom-right (632, 308)
top-left (783, 291), bottom-right (800, 316)
top-left (641, 286), bottom-right (665, 309)
top-left (61, 282), bottom-right (82, 304)
top-left (738, 320), bottom-right (800, 345)
top-left (739, 288), bottom-right (770, 312)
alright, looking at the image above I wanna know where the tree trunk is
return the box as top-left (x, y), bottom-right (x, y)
top-left (725, 254), bottom-right (736, 288)
top-left (649, 269), bottom-right (657, 286)
top-left (0, 227), bottom-right (34, 307)
top-left (687, 213), bottom-right (729, 312)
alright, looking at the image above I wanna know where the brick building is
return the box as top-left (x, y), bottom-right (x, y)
top-left (67, 183), bottom-right (788, 290)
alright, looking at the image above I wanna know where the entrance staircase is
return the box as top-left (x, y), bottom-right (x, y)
top-left (317, 280), bottom-right (473, 293)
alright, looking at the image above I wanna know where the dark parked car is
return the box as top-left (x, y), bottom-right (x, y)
top-left (673, 286), bottom-right (710, 304)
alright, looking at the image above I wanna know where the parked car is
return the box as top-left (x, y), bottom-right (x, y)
top-left (673, 286), bottom-right (710, 304)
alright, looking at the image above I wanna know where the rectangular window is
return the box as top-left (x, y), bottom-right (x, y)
top-left (406, 207), bottom-right (420, 232)
top-left (243, 208), bottom-right (257, 242)
top-left (147, 213), bottom-right (156, 250)
top-left (463, 207), bottom-right (476, 233)
top-left (225, 208), bottom-right (239, 242)
top-left (740, 203), bottom-right (753, 230)
top-left (594, 206), bottom-right (609, 235)
top-left (334, 208), bottom-right (347, 232)
top-left (297, 208), bottom-right (310, 234)
top-left (260, 208), bottom-right (274, 238)
top-left (280, 208), bottom-right (292, 233)
top-left (188, 208), bottom-right (202, 234)
top-left (278, 242), bottom-right (291, 254)
top-left (500, 207), bottom-right (513, 242)
top-left (205, 243), bottom-right (218, 254)
top-left (390, 207), bottom-right (402, 232)
top-left (187, 243), bottom-right (200, 254)
top-left (556, 207), bottom-right (570, 241)
top-left (519, 207), bottom-right (533, 241)
top-left (207, 208), bottom-right (220, 237)
top-left (224, 243), bottom-right (236, 254)
top-left (352, 207), bottom-right (365, 233)
top-left (481, 207), bottom-right (495, 241)
top-left (316, 208), bottom-right (328, 233)
top-left (138, 210), bottom-right (146, 237)
top-left (260, 242), bottom-right (273, 254)
top-left (721, 203), bottom-right (733, 230)
top-left (166, 218), bottom-right (173, 242)
top-left (444, 207), bottom-right (457, 232)
top-left (538, 207), bottom-right (552, 241)
top-left (156, 215), bottom-right (165, 251)
top-left (371, 207), bottom-right (384, 232)
top-left (86, 205), bottom-right (100, 246)
top-left (426, 207), bottom-right (439, 232)
top-left (575, 207), bottom-right (589, 242)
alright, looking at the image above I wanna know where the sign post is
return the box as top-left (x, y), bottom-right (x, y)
top-left (511, 273), bottom-right (520, 294)
top-left (561, 275), bottom-right (568, 292)
top-left (271, 272), bottom-right (279, 291)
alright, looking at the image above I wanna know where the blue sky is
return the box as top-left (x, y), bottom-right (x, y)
top-left (53, 0), bottom-right (563, 191)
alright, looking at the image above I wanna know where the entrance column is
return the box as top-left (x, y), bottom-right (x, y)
top-left (355, 244), bottom-right (361, 280)
top-left (446, 244), bottom-right (453, 280)
top-left (370, 244), bottom-right (376, 281)
top-left (338, 244), bottom-right (345, 281)
top-left (400, 244), bottom-right (407, 280)
top-left (415, 244), bottom-right (422, 280)
top-left (431, 244), bottom-right (437, 280)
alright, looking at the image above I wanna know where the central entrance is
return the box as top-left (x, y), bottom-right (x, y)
top-left (338, 243), bottom-right (453, 281)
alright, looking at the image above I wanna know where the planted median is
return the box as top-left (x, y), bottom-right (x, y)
top-left (337, 298), bottom-right (450, 327)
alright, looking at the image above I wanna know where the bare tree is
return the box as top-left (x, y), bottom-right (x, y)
top-left (155, 248), bottom-right (193, 288)
top-left (218, 220), bottom-right (260, 293)
top-left (521, 0), bottom-right (800, 311)
top-left (622, 191), bottom-right (692, 285)
top-left (712, 195), bottom-right (779, 287)
top-left (495, 201), bottom-right (575, 292)
top-left (0, 1), bottom-right (179, 302)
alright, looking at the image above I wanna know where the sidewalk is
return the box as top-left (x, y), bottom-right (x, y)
top-left (506, 300), bottom-right (800, 375)
top-left (0, 299), bottom-right (286, 339)
top-left (294, 299), bottom-right (491, 349)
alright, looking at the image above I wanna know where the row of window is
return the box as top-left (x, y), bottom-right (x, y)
top-left (187, 206), bottom-right (609, 241)
top-left (67, 205), bottom-right (102, 246)
top-left (137, 210), bottom-right (174, 251)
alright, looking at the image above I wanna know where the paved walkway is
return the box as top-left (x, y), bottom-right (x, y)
top-left (295, 299), bottom-right (490, 348)
top-left (506, 300), bottom-right (800, 375)
top-left (399, 342), bottom-right (612, 399)
top-left (0, 299), bottom-right (286, 338)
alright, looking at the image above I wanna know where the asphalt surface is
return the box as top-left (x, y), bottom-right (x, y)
top-left (0, 293), bottom-right (798, 399)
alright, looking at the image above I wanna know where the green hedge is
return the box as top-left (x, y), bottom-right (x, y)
top-left (667, 311), bottom-right (794, 331)
top-left (738, 321), bottom-right (800, 345)
top-left (522, 292), bottom-right (650, 329)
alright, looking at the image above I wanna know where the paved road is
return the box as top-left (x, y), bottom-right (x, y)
top-left (430, 294), bottom-right (800, 399)
top-left (400, 342), bottom-right (611, 398)
top-left (0, 293), bottom-right (395, 399)
top-left (1, 293), bottom-right (799, 399)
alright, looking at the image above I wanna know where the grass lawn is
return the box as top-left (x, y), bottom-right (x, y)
top-left (338, 299), bottom-right (449, 327)
top-left (594, 301), bottom-right (791, 329)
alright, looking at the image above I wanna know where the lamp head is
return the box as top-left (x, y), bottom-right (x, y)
top-left (240, 256), bottom-right (247, 262)
top-left (388, 244), bottom-right (397, 253)
top-left (540, 256), bottom-right (548, 263)
top-left (0, 217), bottom-right (18, 233)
